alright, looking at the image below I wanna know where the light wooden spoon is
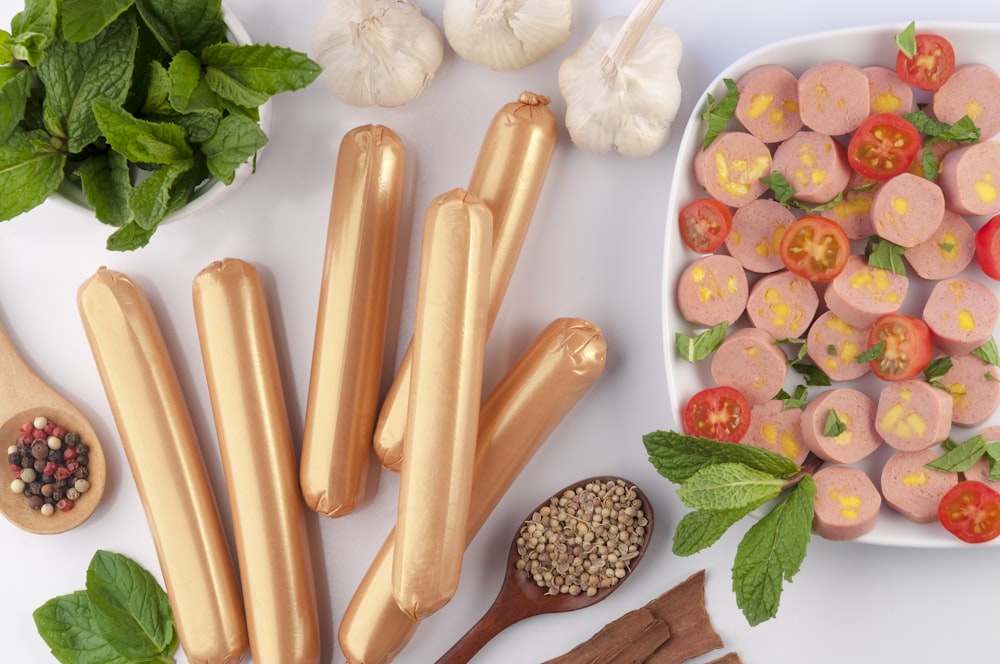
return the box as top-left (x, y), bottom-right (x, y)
top-left (0, 320), bottom-right (105, 534)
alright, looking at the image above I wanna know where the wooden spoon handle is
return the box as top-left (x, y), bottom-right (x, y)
top-left (434, 595), bottom-right (526, 664)
top-left (0, 317), bottom-right (50, 408)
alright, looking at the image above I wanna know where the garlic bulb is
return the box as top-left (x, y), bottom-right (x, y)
top-left (558, 0), bottom-right (682, 157)
top-left (443, 0), bottom-right (572, 71)
top-left (313, 0), bottom-right (444, 107)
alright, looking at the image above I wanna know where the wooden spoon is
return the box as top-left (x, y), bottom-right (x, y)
top-left (435, 476), bottom-right (654, 664)
top-left (0, 320), bottom-right (106, 534)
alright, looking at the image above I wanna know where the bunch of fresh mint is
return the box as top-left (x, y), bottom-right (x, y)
top-left (643, 430), bottom-right (818, 626)
top-left (0, 0), bottom-right (321, 250)
top-left (34, 550), bottom-right (177, 664)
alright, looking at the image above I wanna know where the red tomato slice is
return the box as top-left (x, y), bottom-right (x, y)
top-left (679, 198), bottom-right (732, 253)
top-left (847, 113), bottom-right (921, 181)
top-left (975, 215), bottom-right (1000, 281)
top-left (682, 386), bottom-right (751, 443)
top-left (778, 215), bottom-right (850, 282)
top-left (896, 33), bottom-right (956, 91)
top-left (866, 313), bottom-right (933, 381)
top-left (938, 481), bottom-right (1000, 543)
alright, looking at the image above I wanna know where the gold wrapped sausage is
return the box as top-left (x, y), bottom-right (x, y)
top-left (192, 259), bottom-right (320, 664)
top-left (300, 124), bottom-right (406, 516)
top-left (341, 318), bottom-right (607, 663)
top-left (77, 268), bottom-right (247, 664)
top-left (373, 91), bottom-right (558, 471)
top-left (392, 188), bottom-right (492, 619)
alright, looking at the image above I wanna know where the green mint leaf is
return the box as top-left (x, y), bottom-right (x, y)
top-left (761, 171), bottom-right (795, 206)
top-left (864, 237), bottom-right (908, 276)
top-left (826, 344), bottom-right (836, 356)
top-left (643, 430), bottom-right (801, 485)
top-left (855, 341), bottom-right (885, 363)
top-left (776, 384), bottom-right (808, 410)
top-left (140, 60), bottom-right (172, 115)
top-left (37, 9), bottom-right (137, 153)
top-left (675, 322), bottom-right (728, 362)
top-left (923, 357), bottom-right (953, 384)
top-left (33, 590), bottom-right (132, 664)
top-left (673, 504), bottom-right (761, 556)
top-left (134, 0), bottom-right (225, 56)
top-left (0, 129), bottom-right (66, 220)
top-left (92, 98), bottom-right (192, 164)
top-left (173, 111), bottom-right (221, 143)
top-left (903, 109), bottom-right (951, 137)
top-left (0, 67), bottom-right (33, 141)
top-left (776, 337), bottom-right (808, 364)
top-left (61, 0), bottom-right (135, 43)
top-left (85, 550), bottom-right (176, 661)
top-left (78, 150), bottom-right (132, 226)
top-left (937, 115), bottom-right (981, 143)
top-left (203, 65), bottom-right (269, 108)
top-left (973, 338), bottom-right (1000, 366)
top-left (822, 409), bottom-right (846, 437)
top-left (700, 78), bottom-right (738, 149)
top-left (106, 219), bottom-right (155, 251)
top-left (128, 159), bottom-right (193, 229)
top-left (989, 457), bottom-right (1000, 482)
top-left (895, 21), bottom-right (917, 59)
top-left (926, 435), bottom-right (986, 473)
top-left (791, 360), bottom-right (831, 386)
top-left (676, 463), bottom-right (786, 511)
top-left (200, 43), bottom-right (321, 97)
top-left (168, 50), bottom-right (221, 114)
top-left (732, 476), bottom-right (815, 626)
top-left (9, 0), bottom-right (57, 65)
top-left (921, 145), bottom-right (940, 180)
top-left (939, 242), bottom-right (955, 252)
top-left (201, 112), bottom-right (266, 185)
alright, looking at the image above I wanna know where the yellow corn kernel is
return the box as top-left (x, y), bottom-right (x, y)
top-left (754, 240), bottom-right (769, 256)
top-left (730, 229), bottom-right (742, 246)
top-left (892, 196), bottom-right (909, 215)
top-left (902, 412), bottom-right (927, 438)
top-left (903, 470), bottom-right (930, 487)
top-left (839, 341), bottom-right (860, 363)
top-left (830, 489), bottom-right (863, 520)
top-left (762, 424), bottom-right (778, 444)
top-left (771, 226), bottom-right (786, 251)
top-left (965, 100), bottom-right (983, 120)
top-left (692, 266), bottom-right (706, 282)
top-left (698, 287), bottom-right (713, 303)
top-left (825, 316), bottom-right (853, 336)
top-left (879, 402), bottom-right (904, 430)
top-left (748, 92), bottom-right (774, 119)
top-left (939, 231), bottom-right (959, 261)
top-left (769, 109), bottom-right (786, 125)
top-left (900, 387), bottom-right (913, 402)
top-left (780, 432), bottom-right (801, 459)
top-left (746, 345), bottom-right (759, 358)
top-left (873, 92), bottom-right (902, 114)
top-left (798, 145), bottom-right (818, 169)
top-left (850, 271), bottom-right (873, 288)
top-left (959, 310), bottom-right (976, 331)
top-left (975, 172), bottom-right (997, 204)
top-left (726, 275), bottom-right (740, 293)
top-left (782, 100), bottom-right (799, 113)
top-left (824, 357), bottom-right (839, 371)
top-left (811, 169), bottom-right (828, 185)
top-left (948, 381), bottom-right (969, 412)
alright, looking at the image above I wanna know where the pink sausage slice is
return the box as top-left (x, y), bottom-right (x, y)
top-left (745, 270), bottom-right (819, 340)
top-left (932, 64), bottom-right (1000, 141)
top-left (939, 355), bottom-right (1000, 427)
top-left (922, 278), bottom-right (999, 356)
top-left (740, 399), bottom-right (808, 465)
top-left (880, 448), bottom-right (959, 523)
top-left (870, 172), bottom-right (945, 247)
top-left (812, 465), bottom-right (881, 540)
top-left (771, 130), bottom-right (851, 204)
top-left (797, 61), bottom-right (870, 136)
top-left (806, 311), bottom-right (872, 382)
top-left (676, 254), bottom-right (749, 327)
top-left (694, 131), bottom-right (773, 208)
top-left (801, 387), bottom-right (881, 464)
top-left (902, 209), bottom-right (975, 280)
top-left (819, 171), bottom-right (878, 240)
top-left (964, 425), bottom-right (1000, 492)
top-left (735, 64), bottom-right (803, 144)
top-left (710, 327), bottom-right (787, 405)
top-left (724, 199), bottom-right (795, 274)
top-left (876, 380), bottom-right (953, 452)
top-left (824, 255), bottom-right (908, 329)
top-left (862, 65), bottom-right (914, 116)
top-left (938, 141), bottom-right (1000, 216)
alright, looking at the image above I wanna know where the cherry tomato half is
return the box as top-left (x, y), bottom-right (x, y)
top-left (975, 215), bottom-right (1000, 281)
top-left (866, 313), bottom-right (933, 381)
top-left (938, 481), bottom-right (1000, 544)
top-left (896, 33), bottom-right (956, 91)
top-left (847, 113), bottom-right (921, 181)
top-left (679, 198), bottom-right (733, 253)
top-left (682, 386), bottom-right (751, 443)
top-left (778, 215), bottom-right (850, 282)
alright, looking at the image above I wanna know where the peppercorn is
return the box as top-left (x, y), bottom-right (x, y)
top-left (74, 466), bottom-right (89, 480)
top-left (46, 449), bottom-right (63, 463)
top-left (66, 488), bottom-right (80, 501)
top-left (28, 495), bottom-right (44, 510)
top-left (62, 446), bottom-right (77, 461)
top-left (40, 484), bottom-right (54, 498)
top-left (63, 432), bottom-right (80, 447)
top-left (30, 440), bottom-right (48, 460)
top-left (33, 458), bottom-right (47, 473)
top-left (56, 498), bottom-right (73, 512)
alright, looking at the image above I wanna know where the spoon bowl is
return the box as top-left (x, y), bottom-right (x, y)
top-left (0, 322), bottom-right (106, 535)
top-left (435, 476), bottom-right (653, 664)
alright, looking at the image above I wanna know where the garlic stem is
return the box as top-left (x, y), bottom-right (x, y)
top-left (600, 0), bottom-right (665, 79)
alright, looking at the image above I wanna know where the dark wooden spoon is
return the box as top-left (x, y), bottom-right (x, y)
top-left (435, 476), bottom-right (654, 664)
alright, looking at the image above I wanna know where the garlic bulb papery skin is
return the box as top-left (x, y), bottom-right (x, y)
top-left (558, 1), bottom-right (682, 157)
top-left (443, 0), bottom-right (572, 71)
top-left (313, 0), bottom-right (444, 107)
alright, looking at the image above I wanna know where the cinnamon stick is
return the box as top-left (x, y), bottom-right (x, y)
top-left (542, 607), bottom-right (670, 664)
top-left (644, 570), bottom-right (724, 664)
top-left (706, 654), bottom-right (743, 664)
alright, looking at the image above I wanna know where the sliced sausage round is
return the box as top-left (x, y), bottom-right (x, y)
top-left (740, 399), bottom-right (809, 465)
top-left (880, 448), bottom-right (959, 523)
top-left (819, 170), bottom-right (878, 240)
top-left (876, 380), bottom-right (954, 452)
top-left (771, 130), bottom-right (851, 204)
top-left (938, 354), bottom-right (1000, 427)
top-left (745, 270), bottom-right (819, 340)
top-left (725, 199), bottom-right (795, 274)
top-left (938, 141), bottom-right (1000, 216)
top-left (824, 254), bottom-right (908, 328)
top-left (862, 65), bottom-right (914, 116)
top-left (694, 131), bottom-right (773, 208)
top-left (806, 311), bottom-right (872, 382)
top-left (710, 327), bottom-right (788, 405)
top-left (797, 61), bottom-right (870, 136)
top-left (922, 278), bottom-right (1000, 356)
top-left (932, 64), bottom-right (1000, 141)
top-left (902, 209), bottom-right (975, 280)
top-left (812, 465), bottom-right (881, 541)
top-left (735, 64), bottom-right (803, 143)
top-left (870, 172), bottom-right (945, 248)
top-left (676, 254), bottom-right (749, 327)
top-left (801, 387), bottom-right (881, 464)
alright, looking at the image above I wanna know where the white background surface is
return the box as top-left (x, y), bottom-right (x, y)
top-left (1, 1), bottom-right (999, 663)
